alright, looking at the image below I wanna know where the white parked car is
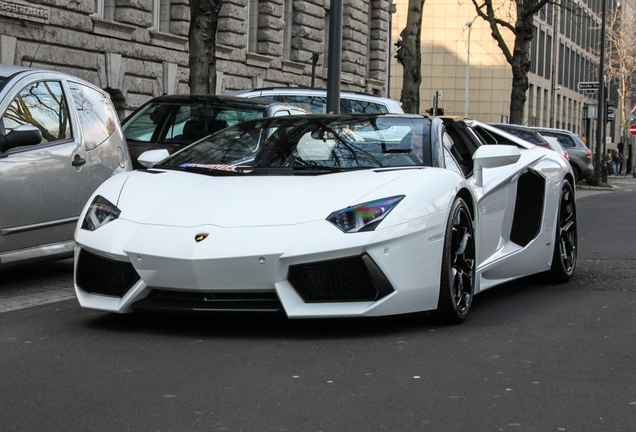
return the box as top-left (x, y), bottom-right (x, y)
top-left (73, 114), bottom-right (576, 324)
top-left (231, 87), bottom-right (404, 114)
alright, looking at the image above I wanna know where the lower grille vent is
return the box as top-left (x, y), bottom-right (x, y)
top-left (288, 254), bottom-right (394, 302)
top-left (132, 290), bottom-right (282, 313)
top-left (76, 249), bottom-right (140, 297)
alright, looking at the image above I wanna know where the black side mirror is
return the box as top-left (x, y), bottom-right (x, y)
top-left (0, 124), bottom-right (43, 152)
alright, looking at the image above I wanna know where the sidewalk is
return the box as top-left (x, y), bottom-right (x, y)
top-left (576, 174), bottom-right (636, 191)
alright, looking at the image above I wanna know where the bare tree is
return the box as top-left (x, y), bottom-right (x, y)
top-left (470, 0), bottom-right (552, 124)
top-left (189, 0), bottom-right (223, 95)
top-left (604, 5), bottom-right (636, 153)
top-left (396, 0), bottom-right (426, 114)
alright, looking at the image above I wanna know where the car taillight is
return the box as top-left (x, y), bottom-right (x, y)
top-left (564, 151), bottom-right (569, 161)
top-left (585, 151), bottom-right (592, 159)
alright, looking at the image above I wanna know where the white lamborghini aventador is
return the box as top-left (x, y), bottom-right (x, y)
top-left (74, 114), bottom-right (577, 323)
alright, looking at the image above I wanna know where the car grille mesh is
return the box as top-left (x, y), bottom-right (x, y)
top-left (76, 249), bottom-right (140, 297)
top-left (288, 255), bottom-right (392, 302)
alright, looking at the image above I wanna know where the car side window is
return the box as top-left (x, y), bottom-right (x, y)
top-left (541, 131), bottom-right (575, 148)
top-left (2, 80), bottom-right (72, 145)
top-left (347, 100), bottom-right (389, 114)
top-left (277, 95), bottom-right (327, 113)
top-left (273, 110), bottom-right (291, 116)
top-left (69, 82), bottom-right (117, 150)
top-left (442, 132), bottom-right (462, 175)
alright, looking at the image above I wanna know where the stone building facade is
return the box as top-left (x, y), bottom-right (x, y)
top-left (0, 0), bottom-right (392, 118)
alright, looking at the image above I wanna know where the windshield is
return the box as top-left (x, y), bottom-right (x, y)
top-left (122, 102), bottom-right (266, 144)
top-left (159, 115), bottom-right (432, 174)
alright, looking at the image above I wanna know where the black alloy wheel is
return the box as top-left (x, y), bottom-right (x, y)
top-left (550, 180), bottom-right (577, 282)
top-left (435, 198), bottom-right (476, 324)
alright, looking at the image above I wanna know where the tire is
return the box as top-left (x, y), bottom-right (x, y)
top-left (434, 198), bottom-right (476, 324)
top-left (549, 180), bottom-right (577, 282)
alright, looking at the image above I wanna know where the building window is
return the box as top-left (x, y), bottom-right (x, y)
top-left (95, 0), bottom-right (115, 20)
top-left (546, 33), bottom-right (552, 80)
top-left (569, 49), bottom-right (575, 90)
top-left (366, 0), bottom-right (372, 80)
top-left (283, 0), bottom-right (293, 59)
top-left (153, 0), bottom-right (171, 32)
top-left (531, 26), bottom-right (538, 74)
top-left (324, 9), bottom-right (330, 68)
top-left (558, 42), bottom-right (564, 86)
top-left (248, 0), bottom-right (259, 53)
top-left (538, 30), bottom-right (545, 78)
top-left (582, 15), bottom-right (587, 50)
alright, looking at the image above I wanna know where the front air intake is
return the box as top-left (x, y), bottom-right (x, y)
top-left (288, 254), bottom-right (394, 302)
top-left (76, 249), bottom-right (140, 297)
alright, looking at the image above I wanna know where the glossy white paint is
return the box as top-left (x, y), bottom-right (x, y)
top-left (74, 122), bottom-right (574, 318)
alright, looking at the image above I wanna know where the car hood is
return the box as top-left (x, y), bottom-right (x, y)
top-left (116, 168), bottom-right (416, 228)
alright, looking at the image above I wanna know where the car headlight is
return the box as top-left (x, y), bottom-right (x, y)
top-left (327, 196), bottom-right (405, 233)
top-left (81, 195), bottom-right (121, 231)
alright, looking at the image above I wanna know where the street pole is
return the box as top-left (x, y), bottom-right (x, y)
top-left (596, 0), bottom-right (607, 181)
top-left (326, 0), bottom-right (343, 114)
top-left (465, 22), bottom-right (472, 118)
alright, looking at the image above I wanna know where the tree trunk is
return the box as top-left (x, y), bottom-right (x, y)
top-left (508, 14), bottom-right (534, 124)
top-left (189, 0), bottom-right (223, 95)
top-left (396, 0), bottom-right (425, 114)
top-left (471, 0), bottom-right (550, 125)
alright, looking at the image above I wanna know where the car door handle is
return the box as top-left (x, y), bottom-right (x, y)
top-left (72, 155), bottom-right (86, 167)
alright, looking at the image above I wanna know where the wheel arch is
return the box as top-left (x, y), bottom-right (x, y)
top-left (564, 171), bottom-right (575, 190)
top-left (456, 187), bottom-right (475, 222)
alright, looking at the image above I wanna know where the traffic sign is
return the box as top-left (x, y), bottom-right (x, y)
top-left (630, 124), bottom-right (636, 136)
top-left (578, 82), bottom-right (599, 91)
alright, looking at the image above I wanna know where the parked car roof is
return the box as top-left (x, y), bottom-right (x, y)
top-left (230, 87), bottom-right (404, 114)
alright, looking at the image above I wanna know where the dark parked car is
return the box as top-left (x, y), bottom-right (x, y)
top-left (533, 127), bottom-right (594, 182)
top-left (490, 123), bottom-right (552, 147)
top-left (0, 65), bottom-right (131, 269)
top-left (121, 95), bottom-right (310, 169)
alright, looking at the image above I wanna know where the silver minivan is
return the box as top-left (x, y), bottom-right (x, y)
top-left (0, 66), bottom-right (131, 269)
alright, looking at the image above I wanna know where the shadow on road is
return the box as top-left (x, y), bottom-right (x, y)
top-left (81, 273), bottom-right (563, 340)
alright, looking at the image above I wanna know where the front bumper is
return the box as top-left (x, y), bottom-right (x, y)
top-left (74, 214), bottom-right (446, 318)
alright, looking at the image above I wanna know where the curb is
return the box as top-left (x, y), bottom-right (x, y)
top-left (576, 184), bottom-right (621, 191)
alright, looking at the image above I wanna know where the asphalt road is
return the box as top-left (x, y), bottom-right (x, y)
top-left (1, 179), bottom-right (635, 432)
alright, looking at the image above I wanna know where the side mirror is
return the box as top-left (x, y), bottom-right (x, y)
top-left (472, 145), bottom-right (521, 187)
top-left (0, 124), bottom-right (42, 152)
top-left (138, 149), bottom-right (170, 168)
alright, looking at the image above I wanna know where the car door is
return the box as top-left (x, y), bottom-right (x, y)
top-left (470, 124), bottom-right (552, 287)
top-left (0, 75), bottom-right (88, 257)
